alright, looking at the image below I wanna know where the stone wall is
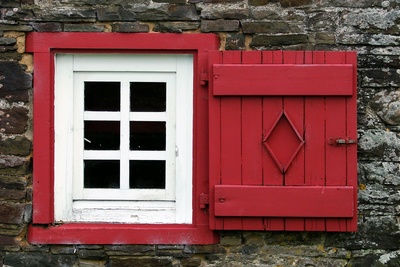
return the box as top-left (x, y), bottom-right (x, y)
top-left (1, 0), bottom-right (400, 266)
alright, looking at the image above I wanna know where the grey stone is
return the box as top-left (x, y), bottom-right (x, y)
top-left (201, 19), bottom-right (240, 32)
top-left (64, 24), bottom-right (105, 32)
top-left (4, 253), bottom-right (78, 267)
top-left (370, 90), bottom-right (400, 125)
top-left (153, 22), bottom-right (200, 33)
top-left (279, 0), bottom-right (312, 7)
top-left (0, 202), bottom-right (27, 224)
top-left (251, 33), bottom-right (308, 46)
top-left (110, 256), bottom-right (173, 267)
top-left (225, 33), bottom-right (245, 50)
top-left (358, 129), bottom-right (400, 161)
top-left (0, 107), bottom-right (29, 134)
top-left (31, 22), bottom-right (63, 32)
top-left (112, 22), bottom-right (149, 32)
top-left (0, 136), bottom-right (31, 156)
top-left (242, 21), bottom-right (290, 33)
top-left (198, 3), bottom-right (249, 20)
top-left (0, 37), bottom-right (16, 46)
top-left (0, 61), bottom-right (31, 102)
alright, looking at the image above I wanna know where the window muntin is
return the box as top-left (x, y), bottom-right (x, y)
top-left (54, 53), bottom-right (193, 224)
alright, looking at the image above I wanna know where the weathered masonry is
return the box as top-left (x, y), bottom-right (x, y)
top-left (1, 1), bottom-right (400, 266)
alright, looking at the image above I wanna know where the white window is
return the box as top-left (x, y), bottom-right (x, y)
top-left (54, 54), bottom-right (193, 224)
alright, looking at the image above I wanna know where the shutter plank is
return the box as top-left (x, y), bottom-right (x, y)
top-left (305, 51), bottom-right (327, 231)
top-left (208, 50), bottom-right (223, 229)
top-left (346, 52), bottom-right (358, 231)
top-left (325, 52), bottom-right (348, 231)
top-left (214, 185), bottom-right (354, 218)
top-left (241, 51), bottom-right (265, 230)
top-left (262, 51), bottom-right (285, 230)
top-left (220, 51), bottom-right (243, 230)
top-left (283, 51), bottom-right (305, 231)
top-left (213, 64), bottom-right (353, 96)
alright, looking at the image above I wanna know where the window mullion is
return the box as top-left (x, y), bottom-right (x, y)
top-left (120, 80), bottom-right (130, 190)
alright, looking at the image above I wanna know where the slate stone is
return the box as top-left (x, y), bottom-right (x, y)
top-left (242, 21), bottom-right (290, 33)
top-left (225, 33), bottom-right (245, 50)
top-left (112, 22), bottom-right (149, 33)
top-left (279, 0), bottom-right (312, 7)
top-left (4, 253), bottom-right (78, 267)
top-left (251, 34), bottom-right (308, 46)
top-left (153, 22), bottom-right (200, 33)
top-left (0, 188), bottom-right (26, 201)
top-left (0, 202), bottom-right (26, 224)
top-left (0, 38), bottom-right (16, 46)
top-left (0, 107), bottom-right (29, 134)
top-left (64, 24), bottom-right (105, 32)
top-left (110, 257), bottom-right (173, 267)
top-left (31, 22), bottom-right (63, 32)
top-left (0, 61), bottom-right (31, 102)
top-left (201, 19), bottom-right (240, 32)
top-left (0, 235), bottom-right (16, 245)
top-left (0, 136), bottom-right (31, 156)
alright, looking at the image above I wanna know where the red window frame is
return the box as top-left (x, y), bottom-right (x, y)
top-left (26, 32), bottom-right (219, 244)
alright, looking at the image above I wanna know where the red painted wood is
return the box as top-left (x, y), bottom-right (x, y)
top-left (262, 50), bottom-right (285, 231)
top-left (325, 52), bottom-right (348, 231)
top-left (241, 51), bottom-right (264, 230)
top-left (214, 185), bottom-right (354, 218)
top-left (209, 50), bottom-right (357, 232)
top-left (29, 224), bottom-right (218, 244)
top-left (32, 52), bottom-right (54, 224)
top-left (220, 51), bottom-right (243, 230)
top-left (304, 51), bottom-right (326, 231)
top-left (212, 64), bottom-right (354, 96)
top-left (346, 52), bottom-right (358, 232)
top-left (26, 32), bottom-right (220, 52)
top-left (208, 50), bottom-right (223, 230)
top-left (27, 32), bottom-right (219, 244)
top-left (283, 51), bottom-right (306, 231)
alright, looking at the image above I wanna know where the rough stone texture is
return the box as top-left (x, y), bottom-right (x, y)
top-left (0, 61), bottom-right (31, 102)
top-left (201, 19), bottom-right (240, 32)
top-left (4, 253), bottom-right (78, 267)
top-left (0, 0), bottom-right (400, 266)
top-left (112, 22), bottom-right (149, 33)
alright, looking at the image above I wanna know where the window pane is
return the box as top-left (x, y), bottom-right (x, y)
top-left (84, 160), bottom-right (120, 188)
top-left (84, 121), bottom-right (120, 150)
top-left (130, 121), bottom-right (166, 151)
top-left (130, 82), bottom-right (166, 112)
top-left (129, 160), bottom-right (165, 189)
top-left (85, 82), bottom-right (120, 111)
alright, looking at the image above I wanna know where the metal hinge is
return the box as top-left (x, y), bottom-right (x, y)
top-left (200, 68), bottom-right (208, 86)
top-left (199, 193), bottom-right (209, 210)
top-left (328, 138), bottom-right (358, 146)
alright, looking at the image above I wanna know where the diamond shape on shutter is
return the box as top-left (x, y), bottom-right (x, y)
top-left (263, 111), bottom-right (305, 173)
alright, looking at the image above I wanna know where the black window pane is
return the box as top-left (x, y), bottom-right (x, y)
top-left (84, 160), bottom-right (120, 188)
top-left (85, 82), bottom-right (120, 111)
top-left (129, 160), bottom-right (165, 189)
top-left (130, 82), bottom-right (166, 112)
top-left (130, 121), bottom-right (166, 151)
top-left (84, 121), bottom-right (120, 150)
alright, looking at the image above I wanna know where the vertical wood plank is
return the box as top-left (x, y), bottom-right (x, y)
top-left (241, 51), bottom-right (264, 230)
top-left (261, 51), bottom-right (285, 231)
top-left (305, 51), bottom-right (326, 231)
top-left (283, 51), bottom-right (305, 231)
top-left (220, 51), bottom-right (243, 230)
top-left (345, 51), bottom-right (358, 231)
top-left (33, 52), bottom-right (54, 223)
top-left (208, 50), bottom-right (223, 229)
top-left (325, 51), bottom-right (348, 231)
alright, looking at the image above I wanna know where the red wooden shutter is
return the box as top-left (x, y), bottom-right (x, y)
top-left (208, 51), bottom-right (357, 232)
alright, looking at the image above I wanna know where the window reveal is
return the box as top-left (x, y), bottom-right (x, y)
top-left (54, 54), bottom-right (193, 224)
